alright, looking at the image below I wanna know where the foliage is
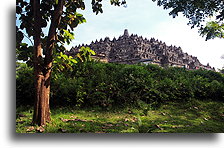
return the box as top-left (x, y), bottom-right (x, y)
top-left (16, 0), bottom-right (86, 64)
top-left (17, 62), bottom-right (224, 108)
top-left (16, 0), bottom-right (127, 64)
top-left (76, 46), bottom-right (96, 63)
top-left (220, 68), bottom-right (224, 74)
top-left (152, 0), bottom-right (224, 40)
top-left (200, 21), bottom-right (224, 40)
top-left (16, 63), bottom-right (34, 106)
top-left (53, 52), bottom-right (77, 78)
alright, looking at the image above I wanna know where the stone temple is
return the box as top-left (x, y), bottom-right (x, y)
top-left (67, 29), bottom-right (214, 70)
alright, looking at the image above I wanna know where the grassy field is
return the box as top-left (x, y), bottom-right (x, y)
top-left (16, 99), bottom-right (224, 133)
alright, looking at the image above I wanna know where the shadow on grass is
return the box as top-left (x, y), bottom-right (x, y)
top-left (14, 103), bottom-right (222, 143)
top-left (138, 100), bottom-right (224, 133)
top-left (16, 100), bottom-right (224, 134)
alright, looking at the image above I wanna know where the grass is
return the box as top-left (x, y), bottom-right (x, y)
top-left (16, 99), bottom-right (224, 133)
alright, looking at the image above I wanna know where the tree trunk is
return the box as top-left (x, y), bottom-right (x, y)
top-left (32, 0), bottom-right (64, 126)
top-left (32, 0), bottom-right (50, 126)
top-left (43, 0), bottom-right (64, 122)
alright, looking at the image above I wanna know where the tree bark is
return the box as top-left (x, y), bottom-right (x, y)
top-left (43, 0), bottom-right (64, 123)
top-left (32, 0), bottom-right (64, 126)
top-left (32, 0), bottom-right (49, 126)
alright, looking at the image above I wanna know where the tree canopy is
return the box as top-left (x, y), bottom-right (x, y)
top-left (16, 0), bottom-right (126, 64)
top-left (152, 0), bottom-right (224, 40)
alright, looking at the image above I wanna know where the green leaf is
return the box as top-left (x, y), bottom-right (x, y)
top-left (20, 43), bottom-right (28, 47)
top-left (71, 58), bottom-right (78, 64)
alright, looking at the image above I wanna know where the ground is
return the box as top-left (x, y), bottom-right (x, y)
top-left (16, 99), bottom-right (224, 133)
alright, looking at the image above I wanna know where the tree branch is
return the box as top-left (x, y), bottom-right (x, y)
top-left (44, 0), bottom-right (64, 71)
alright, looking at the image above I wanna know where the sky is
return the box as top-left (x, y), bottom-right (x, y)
top-left (66, 0), bottom-right (224, 70)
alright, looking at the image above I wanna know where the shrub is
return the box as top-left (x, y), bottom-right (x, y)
top-left (16, 63), bottom-right (34, 106)
top-left (16, 62), bottom-right (224, 108)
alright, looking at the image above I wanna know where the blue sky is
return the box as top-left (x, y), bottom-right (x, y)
top-left (66, 0), bottom-right (223, 69)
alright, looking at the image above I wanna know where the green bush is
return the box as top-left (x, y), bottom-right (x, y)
top-left (16, 62), bottom-right (224, 108)
top-left (16, 63), bottom-right (34, 106)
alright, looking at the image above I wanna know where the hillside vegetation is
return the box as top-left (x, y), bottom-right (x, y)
top-left (17, 62), bottom-right (224, 108)
top-left (16, 62), bottom-right (224, 133)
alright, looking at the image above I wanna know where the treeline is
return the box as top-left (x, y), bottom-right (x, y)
top-left (16, 62), bottom-right (224, 108)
